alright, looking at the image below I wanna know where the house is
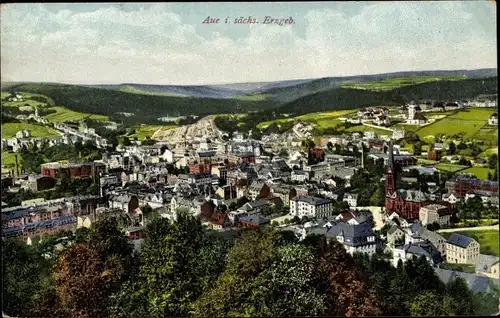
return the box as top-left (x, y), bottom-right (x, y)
top-left (393, 242), bottom-right (444, 267)
top-left (418, 204), bottom-right (452, 226)
top-left (310, 221), bottom-right (377, 256)
top-left (446, 233), bottom-right (480, 264)
top-left (488, 113), bottom-right (498, 126)
top-left (475, 254), bottom-right (500, 279)
top-left (335, 210), bottom-right (373, 226)
top-left (387, 225), bottom-right (405, 247)
top-left (248, 182), bottom-right (271, 200)
top-left (291, 170), bottom-right (310, 182)
top-left (109, 194), bottom-right (139, 214)
top-left (442, 192), bottom-right (461, 206)
top-left (238, 214), bottom-right (270, 230)
top-left (406, 104), bottom-right (428, 125)
top-left (343, 193), bottom-right (359, 208)
top-left (290, 196), bottom-right (334, 219)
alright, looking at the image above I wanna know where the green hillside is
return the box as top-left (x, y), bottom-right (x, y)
top-left (274, 77), bottom-right (498, 116)
top-left (4, 83), bottom-right (278, 125)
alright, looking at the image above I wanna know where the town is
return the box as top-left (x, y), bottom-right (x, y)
top-left (1, 2), bottom-right (498, 318)
top-left (2, 92), bottom-right (499, 316)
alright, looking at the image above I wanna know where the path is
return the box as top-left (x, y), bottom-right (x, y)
top-left (437, 225), bottom-right (499, 233)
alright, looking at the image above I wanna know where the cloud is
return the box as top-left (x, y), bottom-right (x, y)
top-left (0, 2), bottom-right (496, 85)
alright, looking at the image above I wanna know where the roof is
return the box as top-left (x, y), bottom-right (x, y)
top-left (475, 254), bottom-right (500, 273)
top-left (239, 214), bottom-right (270, 225)
top-left (2, 216), bottom-right (77, 236)
top-left (398, 242), bottom-right (444, 265)
top-left (434, 268), bottom-right (499, 293)
top-left (291, 196), bottom-right (331, 206)
top-left (388, 224), bottom-right (403, 235)
top-left (324, 221), bottom-right (375, 247)
top-left (447, 233), bottom-right (476, 248)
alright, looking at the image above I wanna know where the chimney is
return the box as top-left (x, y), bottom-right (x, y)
top-left (14, 153), bottom-right (20, 177)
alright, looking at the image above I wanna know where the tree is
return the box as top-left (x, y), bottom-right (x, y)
top-left (369, 183), bottom-right (386, 206)
top-left (448, 141), bottom-right (456, 155)
top-left (443, 277), bottom-right (474, 315)
top-left (54, 243), bottom-right (112, 317)
top-left (2, 238), bottom-right (44, 317)
top-left (139, 209), bottom-right (204, 317)
top-left (193, 230), bottom-right (280, 316)
top-left (317, 241), bottom-right (383, 317)
top-left (248, 244), bottom-right (326, 317)
top-left (409, 291), bottom-right (447, 316)
top-left (489, 154), bottom-right (498, 170)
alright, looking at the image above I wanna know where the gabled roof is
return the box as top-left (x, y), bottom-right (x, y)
top-left (239, 214), bottom-right (270, 225)
top-left (325, 221), bottom-right (375, 247)
top-left (475, 254), bottom-right (500, 273)
top-left (434, 268), bottom-right (499, 293)
top-left (447, 233), bottom-right (476, 248)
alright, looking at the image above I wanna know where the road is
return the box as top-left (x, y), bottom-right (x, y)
top-left (437, 225), bottom-right (499, 233)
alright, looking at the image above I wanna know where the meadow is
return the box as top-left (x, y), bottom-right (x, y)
top-left (441, 230), bottom-right (499, 257)
top-left (432, 163), bottom-right (469, 173)
top-left (232, 94), bottom-right (272, 101)
top-left (44, 107), bottom-right (109, 123)
top-left (257, 110), bottom-right (357, 129)
top-left (340, 75), bottom-right (467, 91)
top-left (1, 151), bottom-right (22, 168)
top-left (342, 125), bottom-right (392, 136)
top-left (1, 123), bottom-right (60, 139)
top-left (415, 108), bottom-right (497, 141)
top-left (132, 125), bottom-right (176, 140)
top-left (461, 167), bottom-right (495, 180)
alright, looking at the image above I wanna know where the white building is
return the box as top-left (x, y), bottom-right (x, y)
top-left (392, 128), bottom-right (405, 140)
top-left (290, 196), bottom-right (334, 219)
top-left (488, 114), bottom-right (498, 126)
top-left (290, 170), bottom-right (310, 182)
top-left (343, 193), bottom-right (359, 208)
top-left (406, 104), bottom-right (428, 125)
top-left (418, 204), bottom-right (451, 226)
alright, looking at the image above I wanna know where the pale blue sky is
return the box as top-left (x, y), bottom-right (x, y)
top-left (1, 2), bottom-right (497, 85)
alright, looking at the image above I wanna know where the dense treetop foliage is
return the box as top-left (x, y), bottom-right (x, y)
top-left (2, 210), bottom-right (499, 317)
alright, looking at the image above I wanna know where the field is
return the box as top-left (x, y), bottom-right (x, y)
top-left (120, 86), bottom-right (187, 97)
top-left (432, 163), bottom-right (469, 173)
top-left (1, 123), bottom-right (60, 139)
top-left (44, 107), bottom-right (109, 123)
top-left (461, 167), bottom-right (495, 180)
top-left (415, 109), bottom-right (497, 143)
top-left (232, 94), bottom-right (271, 101)
top-left (479, 147), bottom-right (498, 158)
top-left (340, 76), bottom-right (467, 91)
top-left (1, 99), bottom-right (47, 108)
top-left (257, 110), bottom-right (357, 129)
top-left (132, 125), bottom-right (176, 140)
top-left (1, 151), bottom-right (22, 168)
top-left (392, 123), bottom-right (421, 132)
top-left (416, 158), bottom-right (438, 165)
top-left (441, 230), bottom-right (499, 257)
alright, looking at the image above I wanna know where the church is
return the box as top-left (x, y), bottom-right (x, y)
top-left (385, 141), bottom-right (432, 220)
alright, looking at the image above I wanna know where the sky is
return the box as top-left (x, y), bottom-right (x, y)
top-left (0, 2), bottom-right (497, 85)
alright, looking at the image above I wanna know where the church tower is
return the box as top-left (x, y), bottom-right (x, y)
top-left (385, 140), bottom-right (396, 196)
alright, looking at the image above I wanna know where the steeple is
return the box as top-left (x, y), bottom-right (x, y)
top-left (388, 140), bottom-right (395, 171)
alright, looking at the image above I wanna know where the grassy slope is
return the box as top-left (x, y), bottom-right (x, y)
top-left (6, 83), bottom-right (277, 124)
top-left (276, 77), bottom-right (498, 116)
top-left (1, 123), bottom-right (60, 138)
top-left (44, 106), bottom-right (109, 123)
top-left (416, 108), bottom-right (498, 142)
top-left (341, 75), bottom-right (467, 91)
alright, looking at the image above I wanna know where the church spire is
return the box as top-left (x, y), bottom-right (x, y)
top-left (388, 139), bottom-right (394, 171)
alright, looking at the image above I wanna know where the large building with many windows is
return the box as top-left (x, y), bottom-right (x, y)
top-left (290, 196), bottom-right (334, 218)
